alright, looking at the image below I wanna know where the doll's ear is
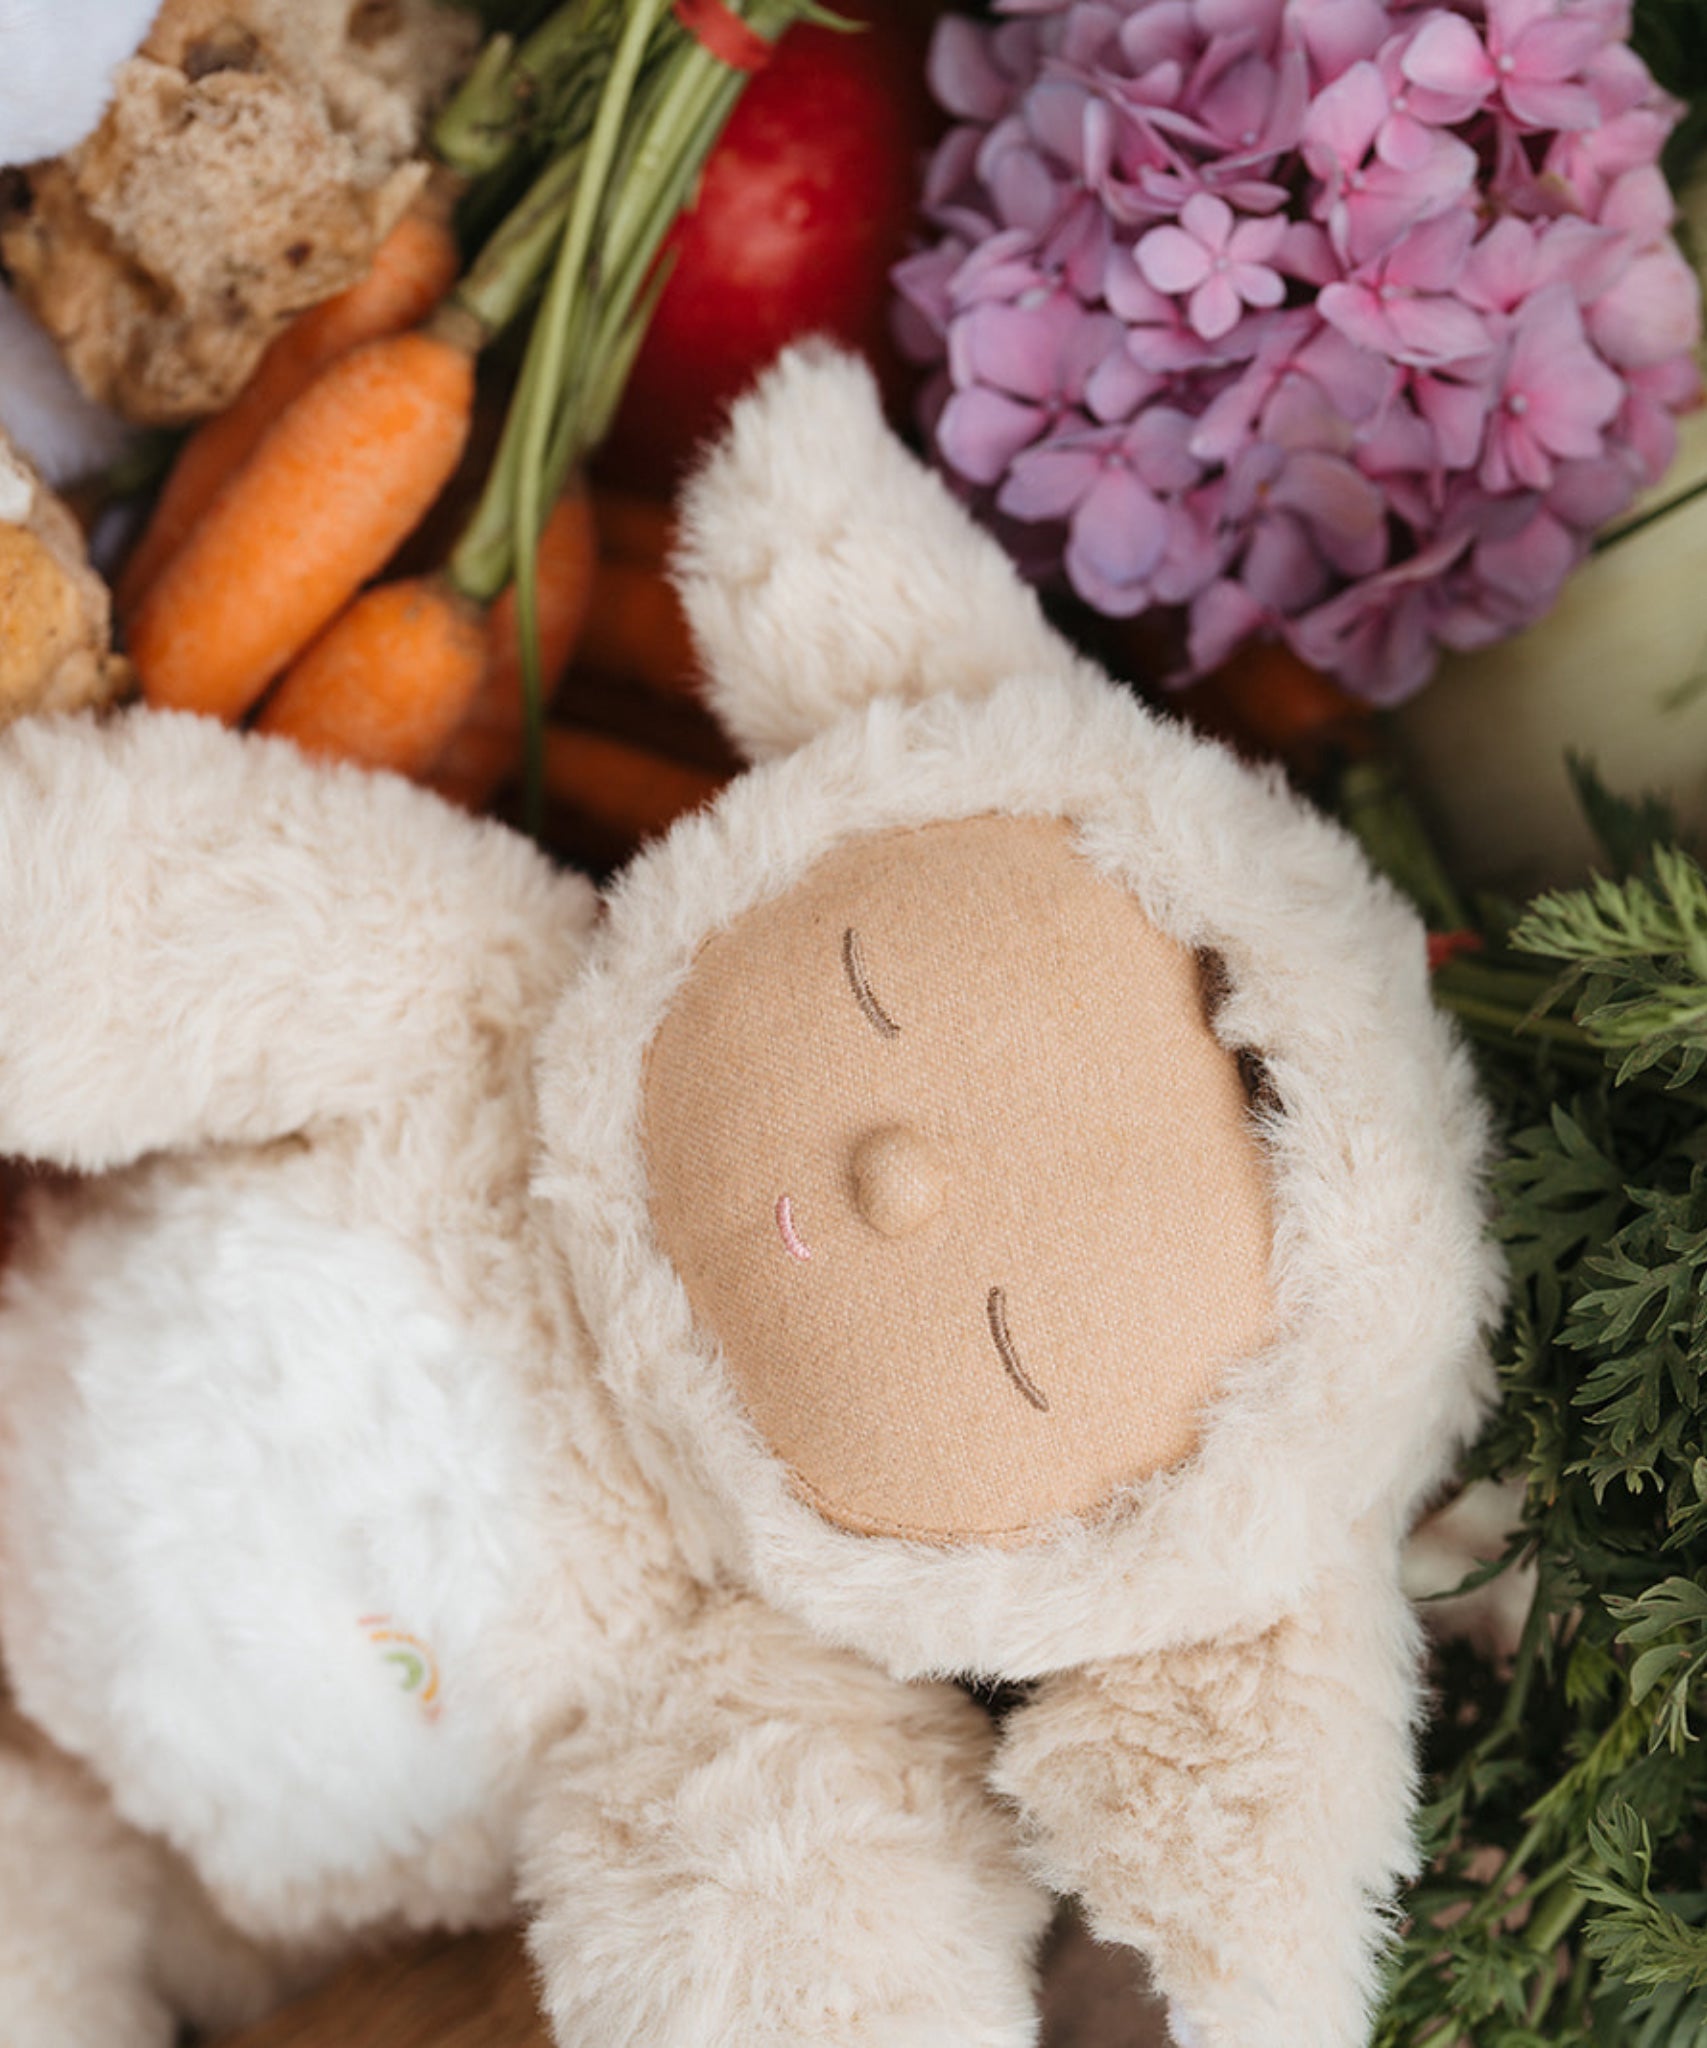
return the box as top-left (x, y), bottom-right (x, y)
top-left (671, 341), bottom-right (1079, 762)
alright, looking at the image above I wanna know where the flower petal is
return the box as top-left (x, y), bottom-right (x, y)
top-left (1180, 191), bottom-right (1236, 250)
top-left (1188, 578), bottom-right (1269, 672)
top-left (927, 15), bottom-right (1013, 122)
top-left (1300, 59), bottom-right (1386, 166)
top-left (1385, 292), bottom-right (1495, 365)
top-left (1272, 446), bottom-right (1383, 531)
top-left (1415, 374), bottom-right (1492, 470)
top-left (1136, 222), bottom-right (1214, 294)
top-left (1508, 15), bottom-right (1605, 85)
top-left (1588, 246), bottom-right (1702, 370)
top-left (949, 295), bottom-right (1083, 402)
top-left (1190, 271), bottom-right (1246, 340)
top-left (998, 441), bottom-right (1103, 521)
top-left (1400, 13), bottom-right (1495, 101)
top-left (1230, 262), bottom-right (1286, 309)
top-left (1291, 0), bottom-right (1389, 80)
top-left (936, 388), bottom-right (1048, 485)
top-left (1475, 507), bottom-right (1578, 605)
top-left (1242, 512), bottom-right (1331, 611)
top-left (1084, 345), bottom-right (1160, 422)
top-left (1502, 75), bottom-right (1601, 129)
top-left (1070, 466), bottom-right (1169, 584)
top-left (1128, 405), bottom-right (1203, 491)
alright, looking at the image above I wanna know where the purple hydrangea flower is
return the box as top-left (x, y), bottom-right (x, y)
top-left (897, 0), bottom-right (1703, 703)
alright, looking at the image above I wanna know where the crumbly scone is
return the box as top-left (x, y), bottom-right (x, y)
top-left (0, 0), bottom-right (477, 425)
top-left (0, 432), bottom-right (130, 722)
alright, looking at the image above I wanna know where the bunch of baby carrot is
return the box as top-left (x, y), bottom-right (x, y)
top-left (117, 0), bottom-right (819, 838)
top-left (120, 200), bottom-right (524, 785)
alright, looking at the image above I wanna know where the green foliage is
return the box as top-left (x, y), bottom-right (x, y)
top-left (1632, 0), bottom-right (1707, 192)
top-left (1373, 798), bottom-right (1707, 2046)
top-left (1577, 1805), bottom-right (1707, 1991)
top-left (1567, 757), bottom-right (1679, 887)
top-left (1512, 846), bottom-right (1707, 1093)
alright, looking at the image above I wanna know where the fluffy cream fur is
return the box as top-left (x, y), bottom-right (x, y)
top-left (673, 341), bottom-right (1090, 762)
top-left (0, 346), bottom-right (1501, 2048)
top-left (535, 347), bottom-right (1502, 2045)
top-left (0, 1693), bottom-right (176, 2048)
top-left (0, 704), bottom-right (1047, 2042)
top-left (993, 1554), bottom-right (1423, 2048)
top-left (519, 1590), bottom-right (1051, 2048)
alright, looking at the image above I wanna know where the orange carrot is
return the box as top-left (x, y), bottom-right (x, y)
top-left (118, 204), bottom-right (461, 616)
top-left (577, 557), bottom-right (701, 699)
top-left (542, 727), bottom-right (724, 846)
top-left (430, 491), bottom-right (597, 808)
top-left (130, 328), bottom-right (476, 723)
top-left (1183, 638), bottom-right (1377, 780)
top-left (256, 576), bottom-right (487, 776)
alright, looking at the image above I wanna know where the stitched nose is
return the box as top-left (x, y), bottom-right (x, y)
top-left (851, 1127), bottom-right (946, 1238)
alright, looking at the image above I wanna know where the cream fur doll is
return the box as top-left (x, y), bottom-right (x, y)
top-left (0, 345), bottom-right (1502, 2048)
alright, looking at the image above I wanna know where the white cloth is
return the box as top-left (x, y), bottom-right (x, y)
top-left (0, 0), bottom-right (161, 167)
top-left (0, 287), bottom-right (132, 484)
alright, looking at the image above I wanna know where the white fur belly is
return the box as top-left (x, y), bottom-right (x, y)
top-left (0, 1177), bottom-right (550, 1921)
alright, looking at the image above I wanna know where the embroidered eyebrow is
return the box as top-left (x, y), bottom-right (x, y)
top-left (842, 927), bottom-right (900, 1039)
top-left (986, 1287), bottom-right (1049, 1412)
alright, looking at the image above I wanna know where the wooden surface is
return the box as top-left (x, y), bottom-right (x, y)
top-left (223, 1931), bottom-right (551, 2047)
top-left (219, 1909), bottom-right (1169, 2046)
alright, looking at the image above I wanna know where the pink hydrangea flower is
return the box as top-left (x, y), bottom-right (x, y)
top-left (1480, 282), bottom-right (1626, 493)
top-left (1401, 0), bottom-right (1605, 132)
top-left (1136, 194), bottom-right (1289, 340)
top-left (897, 0), bottom-right (1703, 704)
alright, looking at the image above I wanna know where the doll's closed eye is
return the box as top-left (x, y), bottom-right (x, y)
top-left (842, 927), bottom-right (900, 1038)
top-left (986, 1287), bottom-right (1048, 1412)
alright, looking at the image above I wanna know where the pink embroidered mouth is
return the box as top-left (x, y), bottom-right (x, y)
top-left (775, 1194), bottom-right (813, 1261)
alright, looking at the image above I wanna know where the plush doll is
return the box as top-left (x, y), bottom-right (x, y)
top-left (0, 345), bottom-right (1503, 2048)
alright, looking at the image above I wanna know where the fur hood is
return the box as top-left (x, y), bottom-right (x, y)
top-left (535, 346), bottom-right (1504, 1683)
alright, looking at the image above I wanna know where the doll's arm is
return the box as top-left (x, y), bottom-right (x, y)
top-left (0, 708), bottom-right (594, 1172)
top-left (518, 1589), bottom-right (1052, 2048)
top-left (992, 1553), bottom-right (1420, 2048)
top-left (673, 344), bottom-right (1087, 762)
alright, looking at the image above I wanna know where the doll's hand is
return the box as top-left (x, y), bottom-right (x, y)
top-left (518, 1589), bottom-right (1052, 2048)
top-left (994, 1553), bottom-right (1420, 2048)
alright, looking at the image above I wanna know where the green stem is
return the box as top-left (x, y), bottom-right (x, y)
top-left (433, 32), bottom-right (518, 176)
top-left (511, 0), bottom-right (667, 831)
top-left (1564, 1935), bottom-right (1595, 2028)
top-left (1476, 1571), bottom-right (1552, 1760)
top-left (1433, 989), bottom-right (1605, 1054)
top-left (451, 143), bottom-right (586, 338)
top-left (433, 0), bottom-right (610, 178)
top-left (1524, 1874), bottom-right (1587, 1956)
top-left (1594, 469), bottom-right (1707, 554)
top-left (445, 0), bottom-right (822, 834)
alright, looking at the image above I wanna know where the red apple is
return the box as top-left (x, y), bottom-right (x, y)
top-left (598, 0), bottom-right (943, 495)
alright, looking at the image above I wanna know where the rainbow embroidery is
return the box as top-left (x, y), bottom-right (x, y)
top-left (359, 1614), bottom-right (442, 1722)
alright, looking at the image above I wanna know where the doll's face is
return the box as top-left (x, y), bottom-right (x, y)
top-left (641, 816), bottom-right (1274, 1542)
